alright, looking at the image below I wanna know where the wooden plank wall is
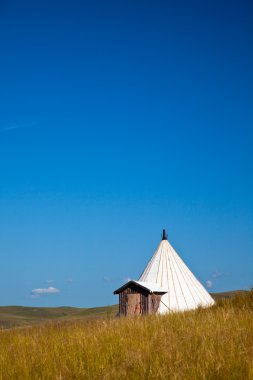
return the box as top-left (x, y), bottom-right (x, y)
top-left (118, 285), bottom-right (149, 316)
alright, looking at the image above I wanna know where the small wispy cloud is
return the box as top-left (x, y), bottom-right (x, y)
top-left (0, 121), bottom-right (37, 133)
top-left (212, 270), bottom-right (229, 279)
top-left (102, 276), bottom-right (131, 284)
top-left (103, 276), bottom-right (113, 283)
top-left (30, 286), bottom-right (60, 298)
top-left (46, 280), bottom-right (55, 284)
top-left (65, 278), bottom-right (74, 283)
top-left (206, 269), bottom-right (230, 290)
top-left (0, 125), bottom-right (21, 132)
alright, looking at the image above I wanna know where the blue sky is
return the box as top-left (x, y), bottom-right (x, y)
top-left (0, 0), bottom-right (252, 307)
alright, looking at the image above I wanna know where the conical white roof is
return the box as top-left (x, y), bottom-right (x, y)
top-left (139, 235), bottom-right (215, 313)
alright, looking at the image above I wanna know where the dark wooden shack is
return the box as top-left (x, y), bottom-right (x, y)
top-left (114, 280), bottom-right (167, 316)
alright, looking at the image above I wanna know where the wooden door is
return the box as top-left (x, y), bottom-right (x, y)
top-left (126, 294), bottom-right (141, 316)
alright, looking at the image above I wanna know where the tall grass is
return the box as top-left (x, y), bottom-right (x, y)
top-left (0, 291), bottom-right (253, 379)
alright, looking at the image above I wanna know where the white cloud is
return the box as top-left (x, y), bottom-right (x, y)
top-left (0, 125), bottom-right (20, 132)
top-left (103, 275), bottom-right (125, 284)
top-left (206, 280), bottom-right (212, 288)
top-left (212, 271), bottom-right (222, 279)
top-left (0, 121), bottom-right (37, 133)
top-left (212, 270), bottom-right (228, 279)
top-left (31, 286), bottom-right (60, 298)
top-left (65, 277), bottom-right (74, 283)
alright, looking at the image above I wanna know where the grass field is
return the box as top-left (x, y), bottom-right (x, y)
top-left (0, 290), bottom-right (252, 379)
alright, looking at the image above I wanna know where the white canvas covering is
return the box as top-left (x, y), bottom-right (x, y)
top-left (133, 281), bottom-right (168, 293)
top-left (139, 238), bottom-right (215, 313)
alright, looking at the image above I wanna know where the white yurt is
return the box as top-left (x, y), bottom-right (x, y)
top-left (114, 229), bottom-right (215, 316)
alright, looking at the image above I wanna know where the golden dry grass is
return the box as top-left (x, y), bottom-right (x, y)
top-left (0, 291), bottom-right (253, 380)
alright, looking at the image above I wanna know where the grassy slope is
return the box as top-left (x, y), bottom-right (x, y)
top-left (0, 291), bottom-right (245, 329)
top-left (0, 305), bottom-right (118, 329)
top-left (210, 290), bottom-right (248, 300)
top-left (0, 290), bottom-right (252, 379)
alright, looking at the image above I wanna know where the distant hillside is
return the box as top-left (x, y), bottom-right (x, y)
top-left (211, 290), bottom-right (248, 301)
top-left (0, 305), bottom-right (118, 329)
top-left (0, 291), bottom-right (246, 329)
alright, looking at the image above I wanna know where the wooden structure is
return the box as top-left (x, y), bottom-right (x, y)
top-left (114, 280), bottom-right (167, 316)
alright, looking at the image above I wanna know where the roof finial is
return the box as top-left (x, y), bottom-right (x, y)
top-left (162, 229), bottom-right (167, 240)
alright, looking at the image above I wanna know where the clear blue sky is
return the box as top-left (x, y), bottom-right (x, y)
top-left (0, 0), bottom-right (252, 307)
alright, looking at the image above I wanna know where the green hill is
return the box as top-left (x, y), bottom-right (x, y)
top-left (0, 291), bottom-right (245, 329)
top-left (0, 304), bottom-right (118, 329)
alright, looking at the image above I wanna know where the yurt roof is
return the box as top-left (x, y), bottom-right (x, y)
top-left (138, 230), bottom-right (215, 312)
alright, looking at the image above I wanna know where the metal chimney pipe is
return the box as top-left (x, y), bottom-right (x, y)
top-left (162, 229), bottom-right (167, 240)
